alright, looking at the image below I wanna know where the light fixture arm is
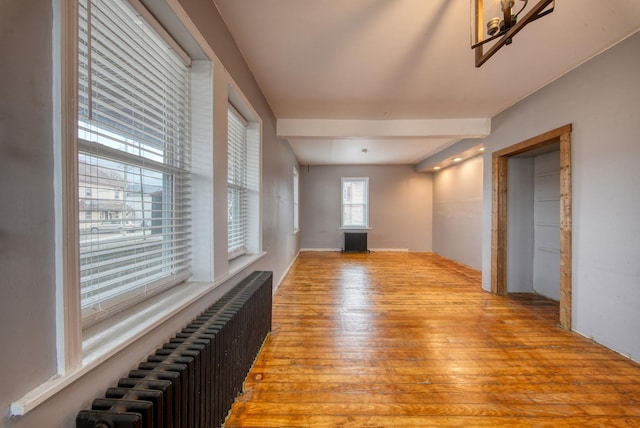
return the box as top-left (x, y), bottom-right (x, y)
top-left (512, 0), bottom-right (529, 21)
top-left (501, 0), bottom-right (514, 30)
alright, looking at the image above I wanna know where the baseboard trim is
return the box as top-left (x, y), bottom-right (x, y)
top-left (301, 248), bottom-right (411, 253)
top-left (301, 248), bottom-right (342, 252)
top-left (370, 248), bottom-right (409, 252)
top-left (274, 249), bottom-right (300, 293)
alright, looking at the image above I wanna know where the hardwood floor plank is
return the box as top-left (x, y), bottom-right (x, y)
top-left (234, 390), bottom-right (639, 407)
top-left (238, 379), bottom-right (640, 397)
top-left (224, 252), bottom-right (640, 427)
top-left (229, 401), bottom-right (592, 418)
top-left (225, 415), bottom-right (640, 428)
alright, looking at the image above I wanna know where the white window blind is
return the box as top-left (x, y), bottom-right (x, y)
top-left (78, 0), bottom-right (192, 323)
top-left (342, 177), bottom-right (369, 228)
top-left (227, 105), bottom-right (248, 259)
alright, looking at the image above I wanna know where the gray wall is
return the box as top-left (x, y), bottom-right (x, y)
top-left (482, 32), bottom-right (640, 360)
top-left (533, 151), bottom-right (561, 301)
top-left (506, 157), bottom-right (535, 293)
top-left (0, 1), bottom-right (299, 426)
top-left (432, 155), bottom-right (483, 269)
top-left (0, 0), bottom-right (58, 420)
top-left (300, 165), bottom-right (433, 251)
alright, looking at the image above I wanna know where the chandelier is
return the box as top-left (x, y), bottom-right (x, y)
top-left (471, 0), bottom-right (555, 67)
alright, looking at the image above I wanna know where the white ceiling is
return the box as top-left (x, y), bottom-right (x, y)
top-left (212, 0), bottom-right (640, 165)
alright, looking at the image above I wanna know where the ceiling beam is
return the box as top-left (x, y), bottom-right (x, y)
top-left (415, 138), bottom-right (485, 172)
top-left (277, 118), bottom-right (491, 139)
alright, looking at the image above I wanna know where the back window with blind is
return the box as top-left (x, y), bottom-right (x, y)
top-left (78, 0), bottom-right (192, 324)
top-left (227, 105), bottom-right (248, 260)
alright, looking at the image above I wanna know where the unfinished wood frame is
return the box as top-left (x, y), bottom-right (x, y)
top-left (491, 124), bottom-right (572, 330)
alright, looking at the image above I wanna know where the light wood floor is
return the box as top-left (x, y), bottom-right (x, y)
top-left (225, 252), bottom-right (640, 427)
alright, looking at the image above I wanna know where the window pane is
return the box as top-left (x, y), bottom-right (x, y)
top-left (228, 186), bottom-right (247, 258)
top-left (343, 205), bottom-right (365, 226)
top-left (344, 181), bottom-right (365, 204)
top-left (78, 153), bottom-right (191, 311)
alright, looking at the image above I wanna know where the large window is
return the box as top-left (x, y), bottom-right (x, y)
top-left (341, 177), bottom-right (369, 228)
top-left (227, 105), bottom-right (249, 259)
top-left (78, 0), bottom-right (192, 324)
top-left (226, 102), bottom-right (261, 260)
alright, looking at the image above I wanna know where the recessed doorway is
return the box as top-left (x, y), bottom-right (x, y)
top-left (491, 124), bottom-right (572, 330)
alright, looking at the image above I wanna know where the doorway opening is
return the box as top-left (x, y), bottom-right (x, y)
top-left (491, 124), bottom-right (572, 329)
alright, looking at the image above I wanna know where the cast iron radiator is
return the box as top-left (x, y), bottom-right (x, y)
top-left (343, 232), bottom-right (368, 253)
top-left (76, 270), bottom-right (272, 428)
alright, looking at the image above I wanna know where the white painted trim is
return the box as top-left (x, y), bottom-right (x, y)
top-left (166, 0), bottom-right (220, 63)
top-left (274, 250), bottom-right (300, 293)
top-left (190, 60), bottom-right (215, 283)
top-left (127, 0), bottom-right (191, 66)
top-left (277, 118), bottom-right (491, 139)
top-left (301, 248), bottom-right (342, 252)
top-left (369, 248), bottom-right (410, 252)
top-left (301, 248), bottom-right (411, 252)
top-left (53, 0), bottom-right (82, 376)
top-left (228, 252), bottom-right (267, 278)
top-left (212, 59), bottom-right (231, 279)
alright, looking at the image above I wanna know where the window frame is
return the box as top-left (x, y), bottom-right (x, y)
top-left (293, 166), bottom-right (300, 233)
top-left (76, 0), bottom-right (193, 327)
top-left (227, 104), bottom-right (249, 260)
top-left (341, 177), bottom-right (370, 229)
top-left (53, 0), bottom-right (216, 378)
top-left (225, 85), bottom-right (262, 264)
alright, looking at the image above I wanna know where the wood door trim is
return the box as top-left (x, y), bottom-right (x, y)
top-left (491, 124), bottom-right (572, 330)
top-left (558, 132), bottom-right (572, 329)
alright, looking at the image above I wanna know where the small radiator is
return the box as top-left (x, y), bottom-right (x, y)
top-left (76, 271), bottom-right (272, 428)
top-left (343, 232), bottom-right (368, 253)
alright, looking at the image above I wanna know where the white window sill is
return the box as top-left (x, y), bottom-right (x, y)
top-left (11, 251), bottom-right (266, 416)
top-left (82, 281), bottom-right (221, 366)
top-left (339, 227), bottom-right (372, 230)
top-left (228, 252), bottom-right (266, 276)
